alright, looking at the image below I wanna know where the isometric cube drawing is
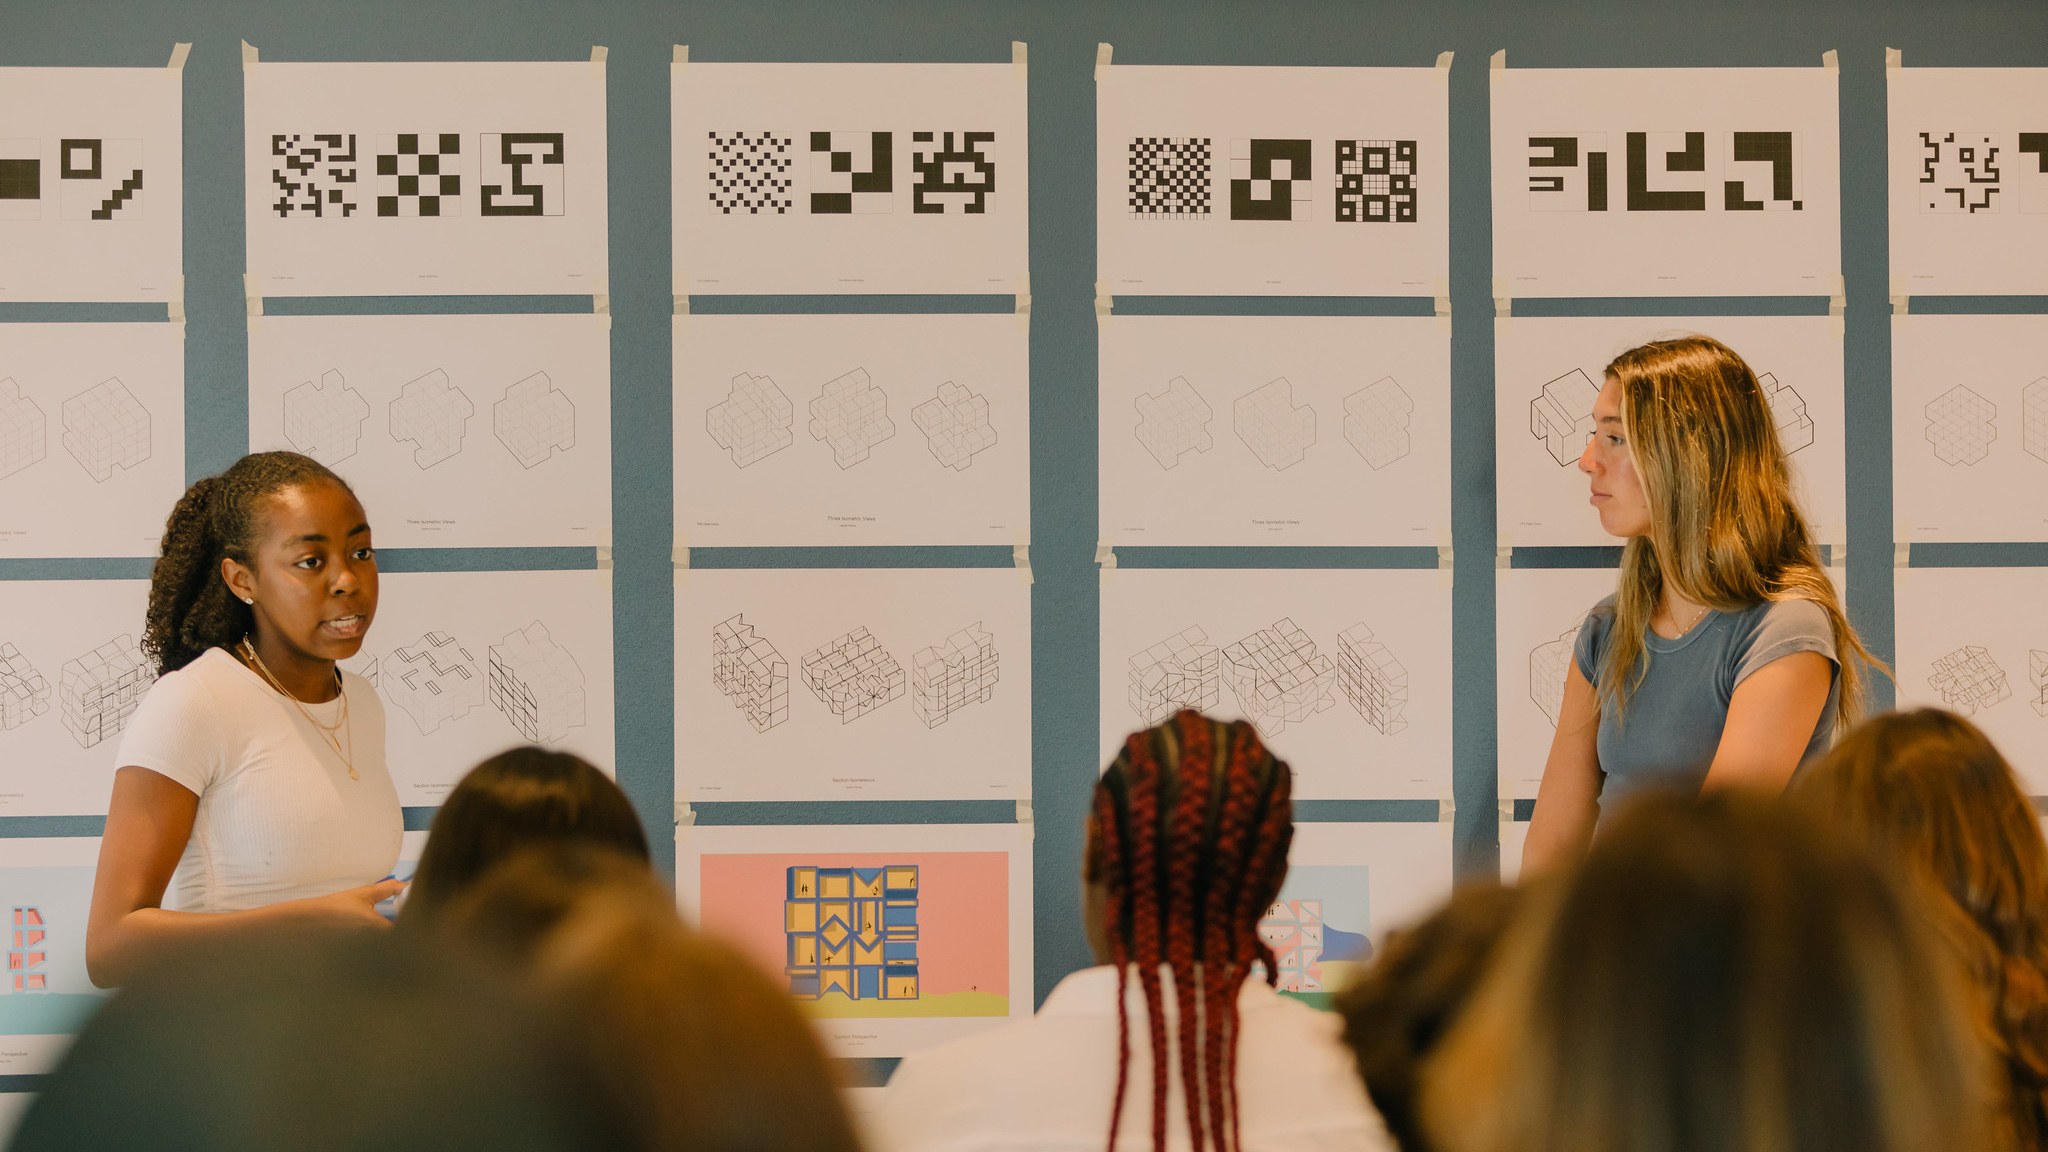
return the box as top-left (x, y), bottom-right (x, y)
top-left (1928, 645), bottom-right (2010, 716)
top-left (382, 631), bottom-right (483, 735)
top-left (1925, 385), bottom-right (1997, 466)
top-left (911, 381), bottom-right (997, 471)
top-left (0, 378), bottom-right (47, 481)
top-left (2023, 377), bottom-right (2048, 465)
top-left (10, 906), bottom-right (47, 993)
top-left (282, 370), bottom-right (370, 466)
top-left (785, 864), bottom-right (919, 1002)
top-left (1757, 372), bottom-right (1815, 455)
top-left (707, 372), bottom-right (794, 468)
top-left (801, 627), bottom-right (904, 723)
top-left (2030, 649), bottom-right (2048, 718)
top-left (1134, 376), bottom-right (1214, 470)
top-left (488, 621), bottom-right (585, 744)
top-left (1532, 369), bottom-right (1599, 467)
top-left (388, 369), bottom-right (474, 469)
top-left (713, 613), bottom-right (788, 733)
top-left (1221, 618), bottom-right (1337, 737)
top-left (1257, 899), bottom-right (1326, 993)
top-left (493, 372), bottom-right (575, 469)
top-left (808, 367), bottom-right (894, 469)
top-left (58, 634), bottom-right (150, 748)
top-left (911, 623), bottom-right (998, 728)
top-left (1128, 626), bottom-right (1221, 726)
top-left (1343, 377), bottom-right (1412, 470)
top-left (1335, 623), bottom-right (1407, 735)
top-left (1234, 377), bottom-right (1315, 471)
top-left (0, 642), bottom-right (51, 730)
top-left (1530, 624), bottom-right (1582, 727)
top-left (60, 377), bottom-right (149, 483)
top-left (342, 652), bottom-right (379, 691)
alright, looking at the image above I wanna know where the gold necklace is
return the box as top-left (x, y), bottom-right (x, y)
top-left (239, 638), bottom-right (358, 781)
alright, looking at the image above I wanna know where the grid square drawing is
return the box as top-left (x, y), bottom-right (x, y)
top-left (0, 139), bottom-right (41, 222)
top-left (911, 381), bottom-right (997, 471)
top-left (1928, 645), bottom-right (2010, 716)
top-left (911, 623), bottom-right (998, 729)
top-left (809, 131), bottom-right (893, 214)
top-left (0, 642), bottom-right (50, 731)
top-left (282, 369), bottom-right (370, 466)
top-left (713, 614), bottom-right (788, 734)
top-left (1128, 137), bottom-right (1211, 220)
top-left (1335, 622), bottom-right (1407, 735)
top-left (1531, 369), bottom-right (1600, 466)
top-left (382, 631), bottom-right (483, 736)
top-left (10, 906), bottom-right (47, 992)
top-left (0, 378), bottom-right (47, 481)
top-left (375, 133), bottom-right (463, 218)
top-left (910, 131), bottom-right (996, 214)
top-left (707, 131), bottom-right (794, 215)
top-left (2023, 377), bottom-right (2048, 464)
top-left (1235, 377), bottom-right (1315, 471)
top-left (1259, 899), bottom-right (1326, 992)
top-left (494, 372), bottom-right (575, 469)
top-left (271, 133), bottom-right (358, 218)
top-left (1925, 384), bottom-right (1997, 466)
top-left (59, 138), bottom-right (142, 221)
top-left (1530, 624), bottom-right (1582, 728)
top-left (1229, 139), bottom-right (1311, 222)
top-left (60, 377), bottom-right (149, 483)
top-left (708, 372), bottom-right (794, 468)
top-left (480, 132), bottom-right (565, 217)
top-left (488, 621), bottom-right (585, 745)
top-left (801, 626), bottom-right (904, 723)
top-left (1758, 372), bottom-right (1815, 455)
top-left (389, 369), bottom-right (474, 469)
top-left (1128, 626), bottom-right (1221, 727)
top-left (1134, 377), bottom-right (1214, 470)
top-left (1918, 131), bottom-right (2002, 213)
top-left (1221, 618), bottom-right (1337, 738)
top-left (2031, 650), bottom-right (2048, 718)
top-left (58, 634), bottom-right (150, 749)
top-left (1343, 377), bottom-right (1412, 470)
top-left (784, 864), bottom-right (919, 1002)
top-left (809, 368), bottom-right (894, 469)
top-left (1336, 139), bottom-right (1417, 224)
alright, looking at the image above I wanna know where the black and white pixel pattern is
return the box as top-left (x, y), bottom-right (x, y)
top-left (2024, 134), bottom-right (2048, 214)
top-left (59, 138), bottom-right (143, 221)
top-left (1128, 137), bottom-right (1210, 219)
top-left (910, 131), bottom-right (995, 214)
top-left (271, 133), bottom-right (358, 219)
top-left (809, 131), bottom-right (893, 214)
top-left (707, 131), bottom-right (794, 215)
top-left (1336, 139), bottom-right (1417, 224)
top-left (1229, 138), bottom-right (1311, 221)
top-left (1919, 131), bottom-right (2002, 213)
top-left (376, 133), bottom-right (463, 218)
top-left (481, 132), bottom-right (565, 217)
top-left (0, 139), bottom-right (41, 221)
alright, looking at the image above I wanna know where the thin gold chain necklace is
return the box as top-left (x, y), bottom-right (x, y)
top-left (238, 638), bottom-right (358, 781)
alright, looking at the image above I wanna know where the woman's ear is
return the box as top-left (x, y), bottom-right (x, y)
top-left (221, 556), bottom-right (256, 605)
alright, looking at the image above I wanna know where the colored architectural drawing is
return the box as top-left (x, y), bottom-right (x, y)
top-left (493, 371), bottom-right (575, 469)
top-left (801, 627), bottom-right (904, 723)
top-left (1757, 372), bottom-right (1815, 455)
top-left (1134, 376), bottom-right (1214, 470)
top-left (9, 906), bottom-right (46, 993)
top-left (1928, 645), bottom-right (2010, 715)
top-left (57, 634), bottom-right (150, 749)
top-left (1925, 384), bottom-right (1997, 466)
top-left (784, 864), bottom-right (919, 1002)
top-left (487, 621), bottom-right (585, 744)
top-left (0, 378), bottom-right (47, 481)
top-left (60, 377), bottom-right (149, 483)
top-left (0, 642), bottom-right (50, 730)
top-left (1258, 898), bottom-right (1327, 992)
top-left (1342, 377), bottom-right (1412, 470)
top-left (1127, 626), bottom-right (1221, 726)
top-left (809, 367), bottom-right (895, 469)
top-left (1220, 618), bottom-right (1337, 737)
top-left (389, 369), bottom-right (474, 469)
top-left (713, 613), bottom-right (789, 733)
top-left (1234, 377), bottom-right (1315, 471)
top-left (1335, 622), bottom-right (1407, 735)
top-left (910, 623), bottom-right (998, 728)
top-left (911, 380), bottom-right (997, 471)
top-left (1531, 369), bottom-right (1599, 467)
top-left (282, 369), bottom-right (370, 466)
top-left (707, 371), bottom-right (794, 468)
top-left (382, 630), bottom-right (483, 735)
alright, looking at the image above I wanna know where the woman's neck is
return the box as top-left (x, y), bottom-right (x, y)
top-left (240, 632), bottom-right (340, 703)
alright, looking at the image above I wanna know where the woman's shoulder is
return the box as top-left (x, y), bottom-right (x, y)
top-left (137, 647), bottom-right (239, 709)
top-left (1740, 596), bottom-right (1833, 635)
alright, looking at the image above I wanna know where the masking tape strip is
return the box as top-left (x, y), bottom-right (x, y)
top-left (1013, 542), bottom-right (1033, 586)
top-left (673, 543), bottom-right (690, 568)
top-left (1436, 50), bottom-right (1453, 70)
top-left (595, 546), bottom-right (613, 571)
top-left (1821, 49), bottom-right (1839, 72)
top-left (168, 42), bottom-right (191, 70)
top-left (1490, 49), bottom-right (1506, 69)
top-left (1438, 545), bottom-right (1454, 588)
top-left (244, 272), bottom-right (263, 317)
top-left (1886, 47), bottom-right (1902, 69)
top-left (1893, 295), bottom-right (1910, 315)
top-left (1894, 540), bottom-right (1910, 568)
top-left (1095, 540), bottom-right (1118, 570)
top-left (593, 293), bottom-right (610, 316)
top-left (1094, 43), bottom-right (1112, 81)
top-left (241, 41), bottom-right (258, 66)
top-left (674, 44), bottom-right (688, 65)
top-left (675, 800), bottom-right (697, 827)
top-left (1016, 275), bottom-right (1030, 316)
top-left (1498, 798), bottom-right (1515, 821)
top-left (167, 277), bottom-right (185, 323)
top-left (675, 294), bottom-right (690, 316)
top-left (591, 46), bottom-right (607, 65)
top-left (1439, 795), bottom-right (1456, 841)
top-left (1094, 279), bottom-right (1113, 318)
top-left (1016, 799), bottom-right (1034, 824)
top-left (1828, 274), bottom-right (1845, 315)
top-left (1496, 544), bottom-right (1512, 570)
top-left (1012, 41), bottom-right (1027, 70)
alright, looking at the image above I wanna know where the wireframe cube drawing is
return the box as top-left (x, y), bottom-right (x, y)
top-left (707, 372), bottom-right (794, 468)
top-left (382, 631), bottom-right (483, 735)
top-left (1335, 622), bottom-right (1407, 735)
top-left (1127, 626), bottom-right (1221, 726)
top-left (1343, 377), bottom-right (1412, 470)
top-left (1530, 624), bottom-right (1582, 727)
top-left (1928, 645), bottom-right (2010, 716)
top-left (801, 626), bottom-right (904, 722)
top-left (0, 642), bottom-right (51, 730)
top-left (808, 367), bottom-right (894, 469)
top-left (1531, 369), bottom-right (1600, 466)
top-left (911, 381), bottom-right (997, 471)
top-left (911, 622), bottom-right (998, 728)
top-left (493, 372), bottom-right (575, 469)
top-left (1925, 385), bottom-right (1997, 466)
top-left (282, 370), bottom-right (370, 466)
top-left (1757, 372), bottom-right (1815, 455)
top-left (58, 634), bottom-right (151, 748)
top-left (1221, 618), bottom-right (1337, 737)
top-left (388, 369), bottom-right (474, 469)
top-left (2031, 649), bottom-right (2048, 718)
top-left (713, 613), bottom-right (788, 733)
top-left (1134, 376), bottom-right (1214, 470)
top-left (1257, 898), bottom-right (1327, 993)
top-left (0, 378), bottom-right (47, 481)
top-left (2023, 377), bottom-right (2048, 465)
top-left (784, 864), bottom-right (920, 1002)
top-left (1234, 377), bottom-right (1315, 471)
top-left (488, 621), bottom-right (585, 744)
top-left (60, 377), bottom-right (150, 483)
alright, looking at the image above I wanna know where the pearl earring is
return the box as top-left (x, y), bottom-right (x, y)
top-left (242, 597), bottom-right (254, 605)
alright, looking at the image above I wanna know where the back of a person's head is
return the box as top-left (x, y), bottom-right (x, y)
top-left (1422, 789), bottom-right (2005, 1152)
top-left (1336, 881), bottom-right (1523, 1152)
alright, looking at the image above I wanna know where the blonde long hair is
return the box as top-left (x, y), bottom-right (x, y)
top-left (1599, 336), bottom-right (1877, 728)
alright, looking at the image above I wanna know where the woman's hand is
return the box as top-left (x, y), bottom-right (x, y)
top-left (299, 879), bottom-right (408, 929)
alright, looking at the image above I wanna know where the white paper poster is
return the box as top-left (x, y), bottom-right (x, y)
top-left (1495, 316), bottom-right (1846, 547)
top-left (244, 61), bottom-right (608, 297)
top-left (675, 568), bottom-right (1029, 802)
top-left (0, 580), bottom-right (151, 817)
top-left (1888, 67), bottom-right (2048, 297)
top-left (675, 314), bottom-right (1027, 546)
top-left (678, 822), bottom-right (1033, 1058)
top-left (1100, 315), bottom-right (1449, 546)
top-left (1097, 65), bottom-right (1448, 297)
top-left (1895, 567), bottom-right (2048, 793)
top-left (1495, 565), bottom-right (1619, 804)
top-left (248, 313), bottom-right (611, 549)
top-left (1490, 67), bottom-right (1841, 298)
top-left (0, 67), bottom-right (182, 303)
top-left (1099, 568), bottom-right (1450, 801)
top-left (673, 62), bottom-right (1027, 295)
top-left (1892, 315), bottom-right (2048, 543)
top-left (0, 322), bottom-right (184, 558)
top-left (0, 838), bottom-right (111, 1073)
top-left (1265, 822), bottom-right (1453, 1002)
top-left (343, 569), bottom-right (614, 805)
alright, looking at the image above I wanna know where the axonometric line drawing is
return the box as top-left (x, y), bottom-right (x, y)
top-left (488, 621), bottom-right (585, 744)
top-left (382, 631), bottom-right (483, 735)
top-left (1134, 377), bottom-right (1214, 470)
top-left (2023, 377), bottom-right (2048, 465)
top-left (282, 370), bottom-right (370, 466)
top-left (493, 372), bottom-right (575, 469)
top-left (1234, 378), bottom-right (1315, 471)
top-left (1530, 624), bottom-right (1582, 728)
top-left (1925, 384), bottom-right (1997, 466)
top-left (60, 377), bottom-right (149, 483)
top-left (0, 379), bottom-right (47, 481)
top-left (1220, 618), bottom-right (1337, 738)
top-left (910, 622), bottom-right (998, 728)
top-left (1343, 377), bottom-right (1412, 470)
top-left (801, 626), bottom-right (904, 723)
top-left (1928, 645), bottom-right (2010, 715)
top-left (58, 634), bottom-right (151, 748)
top-left (1531, 369), bottom-right (1598, 467)
top-left (1335, 622), bottom-right (1407, 735)
top-left (713, 614), bottom-right (789, 733)
top-left (2030, 649), bottom-right (2048, 718)
top-left (911, 381), bottom-right (998, 471)
top-left (389, 369), bottom-right (474, 470)
top-left (1128, 626), bottom-right (1221, 726)
top-left (808, 368), bottom-right (894, 469)
top-left (0, 642), bottom-right (51, 730)
top-left (1757, 372), bottom-right (1815, 455)
top-left (707, 372), bottom-right (794, 469)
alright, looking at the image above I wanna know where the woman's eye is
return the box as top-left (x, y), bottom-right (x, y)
top-left (353, 547), bottom-right (376, 561)
top-left (295, 556), bottom-right (321, 570)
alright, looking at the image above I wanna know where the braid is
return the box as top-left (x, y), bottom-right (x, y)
top-left (1094, 783), bottom-right (1135, 1152)
top-left (1163, 714), bottom-right (1212, 1152)
top-left (1123, 728), bottom-right (1171, 1152)
top-left (1199, 721), bottom-right (1268, 1152)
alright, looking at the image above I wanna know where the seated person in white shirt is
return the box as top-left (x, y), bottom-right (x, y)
top-left (877, 709), bottom-right (1395, 1152)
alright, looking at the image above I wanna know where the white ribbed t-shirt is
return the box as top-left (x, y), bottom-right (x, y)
top-left (113, 647), bottom-right (403, 914)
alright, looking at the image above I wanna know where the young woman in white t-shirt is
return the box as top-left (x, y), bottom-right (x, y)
top-left (85, 452), bottom-right (404, 987)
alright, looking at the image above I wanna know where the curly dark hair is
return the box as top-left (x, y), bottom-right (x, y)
top-left (142, 451), bottom-right (353, 677)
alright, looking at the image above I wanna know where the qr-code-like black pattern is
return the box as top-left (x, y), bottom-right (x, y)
top-left (708, 131), bottom-right (794, 215)
top-left (1918, 131), bottom-right (2001, 214)
top-left (272, 133), bottom-right (358, 219)
top-left (1337, 139), bottom-right (1417, 224)
top-left (1129, 137), bottom-right (1210, 219)
top-left (375, 133), bottom-right (462, 218)
top-left (910, 131), bottom-right (996, 213)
